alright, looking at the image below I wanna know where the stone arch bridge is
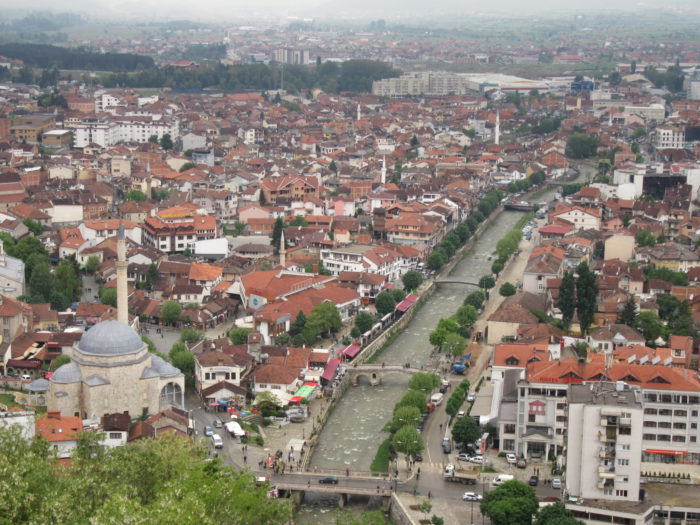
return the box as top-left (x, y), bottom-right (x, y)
top-left (347, 364), bottom-right (423, 386)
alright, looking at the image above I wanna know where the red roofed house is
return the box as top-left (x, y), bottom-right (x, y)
top-left (36, 411), bottom-right (82, 458)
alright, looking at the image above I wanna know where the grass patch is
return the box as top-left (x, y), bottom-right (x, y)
top-left (370, 438), bottom-right (392, 473)
top-left (0, 393), bottom-right (21, 409)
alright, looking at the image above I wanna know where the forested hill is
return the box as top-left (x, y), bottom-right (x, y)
top-left (0, 43), bottom-right (154, 71)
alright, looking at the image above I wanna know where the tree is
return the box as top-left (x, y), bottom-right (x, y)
top-left (179, 329), bottom-right (203, 344)
top-left (391, 425), bottom-right (424, 461)
top-left (161, 300), bottom-right (182, 325)
top-left (145, 263), bottom-right (160, 290)
top-left (179, 161), bottom-right (196, 172)
top-left (22, 218), bottom-right (43, 236)
top-left (355, 311), bottom-right (374, 334)
top-left (307, 301), bottom-right (342, 337)
top-left (453, 305), bottom-right (478, 331)
top-left (29, 262), bottom-right (53, 302)
top-left (617, 298), bottom-right (638, 327)
top-left (499, 282), bottom-right (516, 297)
top-left (288, 215), bottom-right (308, 227)
top-left (455, 223), bottom-right (470, 243)
top-left (329, 160), bottom-right (338, 173)
top-left (402, 270), bottom-right (423, 291)
top-left (670, 300), bottom-right (695, 336)
top-left (575, 263), bottom-right (598, 334)
top-left (410, 135), bottom-right (419, 148)
top-left (491, 261), bottom-right (504, 275)
top-left (535, 503), bottom-right (584, 525)
top-left (125, 189), bottom-right (147, 202)
top-left (635, 311), bottom-right (666, 344)
top-left (55, 259), bottom-right (81, 303)
top-left (427, 250), bottom-right (446, 271)
top-left (148, 134), bottom-right (158, 143)
top-left (395, 389), bottom-right (427, 413)
top-left (85, 255), bottom-right (100, 274)
top-left (229, 327), bottom-right (254, 344)
top-left (478, 275), bottom-right (496, 290)
top-left (275, 333), bottom-right (291, 346)
top-left (290, 310), bottom-right (307, 336)
top-left (429, 317), bottom-right (459, 348)
top-left (418, 501), bottom-right (432, 523)
top-left (558, 271), bottom-right (576, 332)
top-left (391, 406), bottom-right (422, 432)
top-left (408, 372), bottom-right (440, 394)
top-left (452, 415), bottom-right (480, 446)
top-left (12, 236), bottom-right (47, 263)
top-left (271, 217), bottom-right (284, 251)
top-left (464, 290), bottom-right (485, 310)
top-left (635, 230), bottom-right (657, 247)
top-left (49, 354), bottom-right (70, 371)
top-left (100, 287), bottom-right (117, 307)
top-left (159, 133), bottom-right (173, 150)
top-left (480, 480), bottom-right (539, 525)
top-left (375, 291), bottom-right (396, 316)
top-left (391, 289), bottom-right (406, 304)
top-left (442, 332), bottom-right (467, 357)
top-left (565, 133), bottom-right (599, 159)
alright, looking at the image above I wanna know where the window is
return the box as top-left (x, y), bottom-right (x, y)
top-left (619, 444), bottom-right (631, 451)
top-left (643, 434), bottom-right (656, 440)
top-left (673, 422), bottom-right (686, 430)
top-left (644, 408), bottom-right (657, 415)
top-left (644, 421), bottom-right (657, 428)
top-left (603, 489), bottom-right (613, 496)
top-left (658, 409), bottom-right (672, 416)
top-left (674, 410), bottom-right (687, 417)
top-left (616, 490), bottom-right (628, 497)
top-left (205, 373), bottom-right (210, 380)
top-left (109, 432), bottom-right (121, 439)
top-left (673, 436), bottom-right (685, 443)
top-left (617, 459), bottom-right (629, 466)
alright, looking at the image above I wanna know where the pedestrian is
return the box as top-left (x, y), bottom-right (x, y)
top-left (346, 468), bottom-right (349, 477)
top-left (376, 485), bottom-right (380, 494)
top-left (428, 491), bottom-right (432, 499)
top-left (243, 455), bottom-right (247, 464)
top-left (307, 480), bottom-right (311, 488)
top-left (439, 423), bottom-right (443, 431)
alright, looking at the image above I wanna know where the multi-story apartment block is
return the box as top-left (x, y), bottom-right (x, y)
top-left (260, 175), bottom-right (319, 204)
top-left (654, 126), bottom-right (686, 150)
top-left (10, 114), bottom-right (56, 144)
top-left (71, 116), bottom-right (179, 149)
top-left (320, 244), bottom-right (407, 281)
top-left (567, 383), bottom-right (644, 502)
top-left (142, 206), bottom-right (218, 253)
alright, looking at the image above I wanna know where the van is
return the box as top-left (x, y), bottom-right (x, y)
top-left (492, 474), bottom-right (514, 486)
top-left (442, 440), bottom-right (451, 454)
top-left (430, 392), bottom-right (444, 406)
top-left (211, 434), bottom-right (223, 449)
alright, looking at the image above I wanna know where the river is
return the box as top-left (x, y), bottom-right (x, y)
top-left (296, 167), bottom-right (590, 521)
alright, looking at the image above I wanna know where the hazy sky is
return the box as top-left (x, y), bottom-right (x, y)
top-left (1, 0), bottom-right (697, 22)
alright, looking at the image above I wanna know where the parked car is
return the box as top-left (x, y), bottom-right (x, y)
top-left (457, 453), bottom-right (471, 461)
top-left (439, 385), bottom-right (448, 394)
top-left (213, 420), bottom-right (223, 429)
top-left (413, 454), bottom-right (423, 462)
top-left (506, 453), bottom-right (517, 464)
top-left (551, 477), bottom-right (562, 489)
top-left (469, 455), bottom-right (485, 464)
top-left (516, 458), bottom-right (527, 469)
top-left (528, 475), bottom-right (539, 486)
top-left (442, 441), bottom-right (452, 454)
top-left (462, 492), bottom-right (483, 501)
top-left (203, 425), bottom-right (214, 437)
top-left (457, 410), bottom-right (465, 418)
top-left (467, 392), bottom-right (476, 402)
top-left (318, 476), bottom-right (339, 485)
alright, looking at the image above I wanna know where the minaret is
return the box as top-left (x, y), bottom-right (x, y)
top-left (357, 104), bottom-right (361, 121)
top-left (495, 110), bottom-right (500, 146)
top-left (381, 156), bottom-right (386, 184)
top-left (279, 230), bottom-right (286, 268)
top-left (116, 223), bottom-right (129, 325)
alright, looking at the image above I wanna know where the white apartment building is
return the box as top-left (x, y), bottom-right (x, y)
top-left (71, 116), bottom-right (179, 149)
top-left (654, 126), bottom-right (686, 150)
top-left (567, 383), bottom-right (644, 502)
top-left (320, 244), bottom-right (405, 281)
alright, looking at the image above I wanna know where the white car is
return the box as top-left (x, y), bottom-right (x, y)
top-left (506, 453), bottom-right (517, 464)
top-left (467, 392), bottom-right (476, 402)
top-left (462, 492), bottom-right (483, 501)
top-left (457, 410), bottom-right (465, 418)
top-left (457, 453), bottom-right (471, 461)
top-left (469, 455), bottom-right (485, 464)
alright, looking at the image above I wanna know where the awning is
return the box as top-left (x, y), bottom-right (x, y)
top-left (321, 358), bottom-right (341, 382)
top-left (343, 344), bottom-right (362, 358)
top-left (290, 396), bottom-right (303, 404)
top-left (396, 294), bottom-right (419, 313)
top-left (645, 449), bottom-right (686, 455)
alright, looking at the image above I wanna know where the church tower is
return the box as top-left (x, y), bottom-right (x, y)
top-left (116, 224), bottom-right (129, 324)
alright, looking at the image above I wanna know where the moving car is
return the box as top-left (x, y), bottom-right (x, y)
top-left (552, 477), bottom-right (562, 489)
top-left (412, 454), bottom-right (423, 462)
top-left (506, 453), bottom-right (517, 464)
top-left (318, 476), bottom-right (339, 485)
top-left (442, 441), bottom-right (452, 454)
top-left (203, 425), bottom-right (214, 437)
top-left (462, 492), bottom-right (483, 501)
top-left (211, 434), bottom-right (223, 449)
top-left (528, 475), bottom-right (539, 486)
top-left (467, 392), bottom-right (476, 402)
top-left (213, 419), bottom-right (223, 428)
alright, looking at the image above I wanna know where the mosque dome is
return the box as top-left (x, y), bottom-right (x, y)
top-left (77, 320), bottom-right (145, 356)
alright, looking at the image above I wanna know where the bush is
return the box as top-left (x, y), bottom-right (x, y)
top-left (253, 435), bottom-right (264, 446)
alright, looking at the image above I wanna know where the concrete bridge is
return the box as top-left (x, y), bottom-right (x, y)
top-left (434, 277), bottom-right (481, 286)
top-left (271, 472), bottom-right (395, 508)
top-left (347, 364), bottom-right (423, 386)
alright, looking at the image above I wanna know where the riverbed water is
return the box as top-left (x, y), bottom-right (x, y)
top-left (295, 169), bottom-right (590, 522)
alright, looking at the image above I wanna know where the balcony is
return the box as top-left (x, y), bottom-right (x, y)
top-left (601, 417), bottom-right (619, 426)
top-left (619, 417), bottom-right (632, 426)
top-left (599, 447), bottom-right (616, 459)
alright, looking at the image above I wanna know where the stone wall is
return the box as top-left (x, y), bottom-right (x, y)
top-left (388, 493), bottom-right (416, 525)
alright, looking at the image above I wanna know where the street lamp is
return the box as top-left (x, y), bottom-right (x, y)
top-left (470, 497), bottom-right (475, 525)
